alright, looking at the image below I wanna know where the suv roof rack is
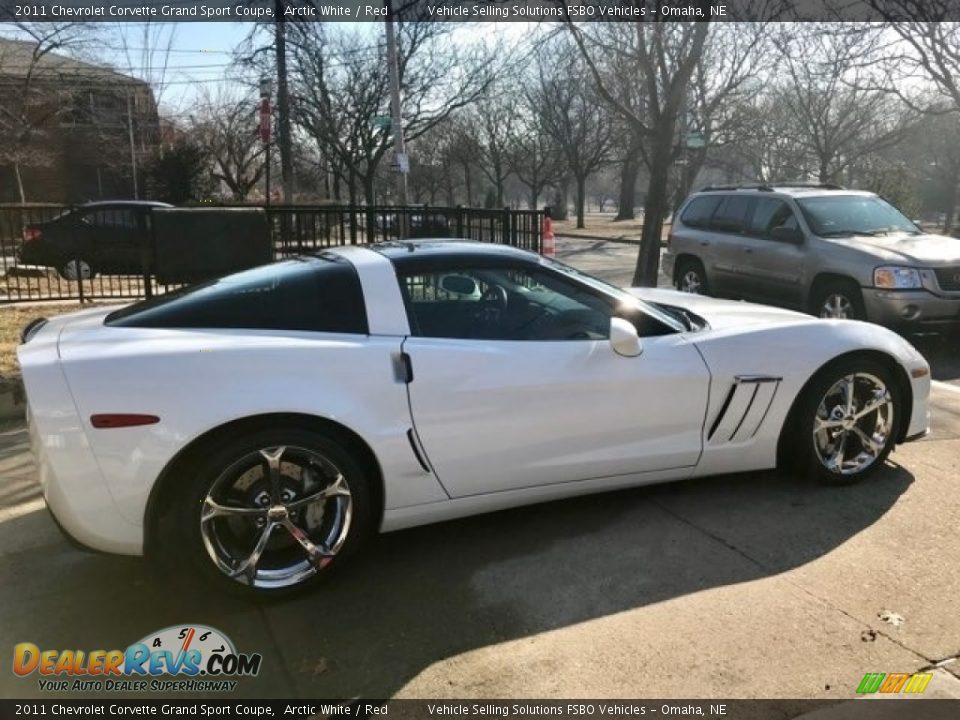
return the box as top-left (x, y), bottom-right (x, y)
top-left (698, 182), bottom-right (845, 192)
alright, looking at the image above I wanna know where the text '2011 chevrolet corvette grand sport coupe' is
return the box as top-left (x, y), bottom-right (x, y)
top-left (18, 241), bottom-right (931, 594)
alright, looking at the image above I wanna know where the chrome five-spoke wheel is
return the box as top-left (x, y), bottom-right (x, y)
top-left (166, 427), bottom-right (373, 595)
top-left (813, 373), bottom-right (894, 476)
top-left (200, 445), bottom-right (353, 589)
top-left (794, 357), bottom-right (903, 485)
top-left (819, 293), bottom-right (855, 319)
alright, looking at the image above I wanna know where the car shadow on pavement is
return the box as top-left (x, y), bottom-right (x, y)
top-left (0, 460), bottom-right (913, 699)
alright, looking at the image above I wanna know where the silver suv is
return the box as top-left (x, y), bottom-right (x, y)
top-left (663, 184), bottom-right (960, 333)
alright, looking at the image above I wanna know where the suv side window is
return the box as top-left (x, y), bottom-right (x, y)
top-left (709, 195), bottom-right (752, 233)
top-left (680, 196), bottom-right (722, 228)
top-left (748, 198), bottom-right (799, 238)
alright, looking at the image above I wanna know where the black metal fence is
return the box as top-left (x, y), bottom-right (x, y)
top-left (0, 204), bottom-right (543, 304)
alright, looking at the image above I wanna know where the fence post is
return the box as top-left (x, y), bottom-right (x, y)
top-left (541, 206), bottom-right (552, 257)
top-left (143, 209), bottom-right (154, 300)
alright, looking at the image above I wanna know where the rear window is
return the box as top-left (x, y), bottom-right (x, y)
top-left (680, 196), bottom-right (722, 228)
top-left (105, 255), bottom-right (367, 333)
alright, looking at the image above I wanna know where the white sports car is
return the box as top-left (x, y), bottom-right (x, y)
top-left (18, 241), bottom-right (931, 594)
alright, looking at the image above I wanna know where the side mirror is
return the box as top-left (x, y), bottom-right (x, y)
top-left (771, 226), bottom-right (804, 244)
top-left (609, 317), bottom-right (643, 357)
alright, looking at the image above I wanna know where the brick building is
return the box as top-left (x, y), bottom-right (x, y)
top-left (0, 37), bottom-right (160, 203)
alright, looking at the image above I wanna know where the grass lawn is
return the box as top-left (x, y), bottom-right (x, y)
top-left (0, 303), bottom-right (110, 385)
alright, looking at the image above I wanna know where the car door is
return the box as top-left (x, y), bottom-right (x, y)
top-left (83, 206), bottom-right (142, 274)
top-left (705, 194), bottom-right (755, 298)
top-left (399, 262), bottom-right (710, 498)
top-left (740, 198), bottom-right (807, 309)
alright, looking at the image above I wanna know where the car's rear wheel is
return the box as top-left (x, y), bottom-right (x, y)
top-left (676, 258), bottom-right (708, 295)
top-left (812, 280), bottom-right (865, 320)
top-left (168, 427), bottom-right (372, 595)
top-left (791, 358), bottom-right (901, 485)
top-left (58, 258), bottom-right (95, 281)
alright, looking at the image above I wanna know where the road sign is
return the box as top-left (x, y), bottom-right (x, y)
top-left (686, 131), bottom-right (705, 148)
top-left (259, 98), bottom-right (271, 143)
top-left (371, 115), bottom-right (392, 130)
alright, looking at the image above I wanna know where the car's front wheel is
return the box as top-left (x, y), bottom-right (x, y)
top-left (792, 358), bottom-right (901, 485)
top-left (812, 280), bottom-right (865, 320)
top-left (168, 427), bottom-right (373, 595)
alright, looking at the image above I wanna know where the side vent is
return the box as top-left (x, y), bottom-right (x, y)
top-left (707, 375), bottom-right (781, 445)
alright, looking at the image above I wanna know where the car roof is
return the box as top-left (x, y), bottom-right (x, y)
top-left (371, 239), bottom-right (538, 268)
top-left (79, 200), bottom-right (174, 208)
top-left (693, 185), bottom-right (875, 199)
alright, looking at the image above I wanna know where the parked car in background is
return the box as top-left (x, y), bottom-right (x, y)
top-left (663, 185), bottom-right (960, 334)
top-left (19, 200), bottom-right (173, 280)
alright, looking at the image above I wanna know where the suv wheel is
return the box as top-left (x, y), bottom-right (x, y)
top-left (676, 258), bottom-right (708, 295)
top-left (812, 280), bottom-right (865, 320)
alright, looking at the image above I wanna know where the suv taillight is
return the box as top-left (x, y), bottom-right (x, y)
top-left (22, 227), bottom-right (42, 243)
top-left (666, 231), bottom-right (674, 248)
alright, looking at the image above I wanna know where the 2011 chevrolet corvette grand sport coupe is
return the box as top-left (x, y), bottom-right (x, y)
top-left (18, 241), bottom-right (931, 594)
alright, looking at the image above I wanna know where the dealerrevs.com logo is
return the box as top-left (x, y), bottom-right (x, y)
top-left (13, 625), bottom-right (262, 692)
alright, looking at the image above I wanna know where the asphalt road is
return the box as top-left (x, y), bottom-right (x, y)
top-left (0, 237), bottom-right (958, 709)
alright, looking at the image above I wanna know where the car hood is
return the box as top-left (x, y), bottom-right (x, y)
top-left (825, 232), bottom-right (960, 265)
top-left (628, 288), bottom-right (816, 330)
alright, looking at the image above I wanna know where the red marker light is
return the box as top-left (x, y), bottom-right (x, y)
top-left (90, 414), bottom-right (160, 429)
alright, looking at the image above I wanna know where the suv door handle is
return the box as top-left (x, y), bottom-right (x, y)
top-left (699, 241), bottom-right (710, 247)
top-left (743, 247), bottom-right (754, 254)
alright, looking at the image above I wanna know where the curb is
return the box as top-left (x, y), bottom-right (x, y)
top-left (0, 379), bottom-right (26, 422)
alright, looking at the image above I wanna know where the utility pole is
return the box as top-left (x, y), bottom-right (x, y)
top-left (127, 89), bottom-right (139, 199)
top-left (274, 0), bottom-right (294, 204)
top-left (384, 0), bottom-right (409, 232)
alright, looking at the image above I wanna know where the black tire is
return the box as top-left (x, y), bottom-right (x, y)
top-left (163, 426), bottom-right (373, 597)
top-left (787, 357), bottom-right (901, 486)
top-left (675, 257), bottom-right (709, 295)
top-left (810, 279), bottom-right (866, 320)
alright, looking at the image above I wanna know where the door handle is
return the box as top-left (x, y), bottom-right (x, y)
top-left (743, 247), bottom-right (753, 254)
top-left (699, 241), bottom-right (710, 247)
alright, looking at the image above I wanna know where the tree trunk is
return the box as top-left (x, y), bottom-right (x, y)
top-left (462, 162), bottom-right (472, 206)
top-left (575, 176), bottom-right (587, 229)
top-left (945, 173), bottom-right (958, 234)
top-left (616, 133), bottom-right (643, 220)
top-left (13, 162), bottom-right (25, 203)
top-left (633, 139), bottom-right (672, 287)
top-left (530, 186), bottom-right (539, 210)
top-left (552, 177), bottom-right (570, 221)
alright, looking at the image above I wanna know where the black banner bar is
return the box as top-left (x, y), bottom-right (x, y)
top-left (1, 0), bottom-right (958, 23)
top-left (2, 700), bottom-right (960, 720)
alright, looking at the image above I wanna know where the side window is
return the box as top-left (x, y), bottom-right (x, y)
top-left (709, 195), bottom-right (752, 233)
top-left (401, 265), bottom-right (614, 341)
top-left (680, 196), bottom-right (722, 229)
top-left (82, 209), bottom-right (138, 229)
top-left (748, 199), bottom-right (798, 238)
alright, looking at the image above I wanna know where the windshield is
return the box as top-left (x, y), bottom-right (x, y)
top-left (797, 195), bottom-right (919, 237)
top-left (540, 256), bottom-right (687, 333)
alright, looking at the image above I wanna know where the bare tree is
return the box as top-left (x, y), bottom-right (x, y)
top-left (564, 20), bottom-right (710, 285)
top-left (289, 22), bottom-right (495, 207)
top-left (772, 25), bottom-right (916, 184)
top-left (510, 93), bottom-right (564, 210)
top-left (191, 91), bottom-right (266, 201)
top-left (533, 41), bottom-right (613, 229)
top-left (467, 89), bottom-right (516, 208)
